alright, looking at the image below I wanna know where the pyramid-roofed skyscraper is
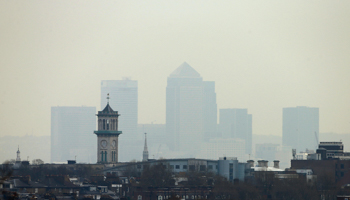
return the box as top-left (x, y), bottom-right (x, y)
top-left (169, 62), bottom-right (201, 78)
top-left (166, 62), bottom-right (217, 157)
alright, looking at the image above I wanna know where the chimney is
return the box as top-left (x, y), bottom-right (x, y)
top-left (247, 160), bottom-right (254, 168)
top-left (273, 160), bottom-right (280, 169)
top-left (258, 160), bottom-right (268, 168)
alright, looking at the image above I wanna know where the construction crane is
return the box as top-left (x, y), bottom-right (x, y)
top-left (314, 131), bottom-right (319, 149)
top-left (156, 144), bottom-right (161, 159)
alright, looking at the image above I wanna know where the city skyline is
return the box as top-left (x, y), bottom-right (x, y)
top-left (1, 1), bottom-right (350, 141)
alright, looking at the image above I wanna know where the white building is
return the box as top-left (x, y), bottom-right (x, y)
top-left (51, 106), bottom-right (96, 163)
top-left (282, 106), bottom-right (319, 152)
top-left (219, 109), bottom-right (252, 154)
top-left (101, 79), bottom-right (139, 162)
top-left (166, 62), bottom-right (217, 157)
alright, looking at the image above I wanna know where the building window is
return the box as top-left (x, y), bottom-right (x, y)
top-left (216, 165), bottom-right (218, 169)
top-left (200, 165), bottom-right (206, 171)
top-left (158, 196), bottom-right (163, 200)
top-left (189, 165), bottom-right (195, 171)
top-left (183, 165), bottom-right (187, 169)
top-left (105, 151), bottom-right (107, 162)
top-left (208, 165), bottom-right (213, 170)
top-left (341, 164), bottom-right (344, 169)
top-left (138, 195), bottom-right (142, 200)
top-left (175, 165), bottom-right (180, 169)
top-left (341, 172), bottom-right (344, 177)
top-left (170, 165), bottom-right (174, 169)
top-left (137, 165), bottom-right (141, 169)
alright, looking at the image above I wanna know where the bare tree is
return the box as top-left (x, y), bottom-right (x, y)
top-left (31, 159), bottom-right (44, 165)
top-left (140, 163), bottom-right (174, 187)
top-left (2, 159), bottom-right (15, 165)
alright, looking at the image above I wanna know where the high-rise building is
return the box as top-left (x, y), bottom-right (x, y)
top-left (219, 108), bottom-right (252, 154)
top-left (283, 106), bottom-right (319, 152)
top-left (202, 81), bottom-right (218, 141)
top-left (101, 79), bottom-right (139, 161)
top-left (166, 62), bottom-right (217, 156)
top-left (51, 106), bottom-right (96, 163)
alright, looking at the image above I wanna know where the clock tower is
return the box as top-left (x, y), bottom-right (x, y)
top-left (94, 94), bottom-right (122, 163)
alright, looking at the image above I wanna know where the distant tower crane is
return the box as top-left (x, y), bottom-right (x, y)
top-left (314, 131), bottom-right (319, 149)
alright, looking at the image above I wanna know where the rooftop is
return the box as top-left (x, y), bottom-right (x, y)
top-left (169, 62), bottom-right (201, 78)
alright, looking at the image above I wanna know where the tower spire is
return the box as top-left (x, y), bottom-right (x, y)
top-left (142, 133), bottom-right (149, 162)
top-left (16, 145), bottom-right (21, 162)
top-left (107, 93), bottom-right (110, 104)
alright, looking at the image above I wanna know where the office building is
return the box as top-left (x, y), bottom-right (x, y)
top-left (166, 62), bottom-right (217, 156)
top-left (282, 106), bottom-right (319, 152)
top-left (103, 157), bottom-right (248, 182)
top-left (51, 106), bottom-right (96, 163)
top-left (101, 79), bottom-right (139, 162)
top-left (219, 108), bottom-right (252, 154)
top-left (202, 81), bottom-right (218, 141)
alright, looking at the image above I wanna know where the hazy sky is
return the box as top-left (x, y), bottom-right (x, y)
top-left (1, 1), bottom-right (349, 138)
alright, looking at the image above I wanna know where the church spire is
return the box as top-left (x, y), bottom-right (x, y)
top-left (16, 145), bottom-right (21, 162)
top-left (142, 133), bottom-right (149, 162)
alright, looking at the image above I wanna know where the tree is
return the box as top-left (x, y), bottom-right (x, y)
top-left (32, 159), bottom-right (44, 165)
top-left (2, 159), bottom-right (15, 165)
top-left (0, 163), bottom-right (13, 184)
top-left (140, 163), bottom-right (174, 187)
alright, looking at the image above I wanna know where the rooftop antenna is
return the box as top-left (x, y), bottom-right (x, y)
top-left (107, 93), bottom-right (110, 104)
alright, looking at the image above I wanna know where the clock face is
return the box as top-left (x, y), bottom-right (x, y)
top-left (112, 140), bottom-right (116, 148)
top-left (101, 140), bottom-right (107, 148)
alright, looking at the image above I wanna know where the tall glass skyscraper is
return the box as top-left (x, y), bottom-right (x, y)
top-left (219, 108), bottom-right (252, 154)
top-left (51, 106), bottom-right (96, 163)
top-left (283, 106), bottom-right (319, 152)
top-left (166, 62), bottom-right (217, 157)
top-left (101, 79), bottom-right (139, 161)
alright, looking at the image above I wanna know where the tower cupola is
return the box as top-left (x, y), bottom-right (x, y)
top-left (94, 94), bottom-right (122, 163)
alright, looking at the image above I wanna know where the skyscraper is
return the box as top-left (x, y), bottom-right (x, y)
top-left (219, 108), bottom-right (252, 154)
top-left (51, 106), bottom-right (96, 163)
top-left (166, 62), bottom-right (217, 156)
top-left (283, 106), bottom-right (319, 152)
top-left (202, 81), bottom-right (218, 141)
top-left (101, 79), bottom-right (139, 161)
